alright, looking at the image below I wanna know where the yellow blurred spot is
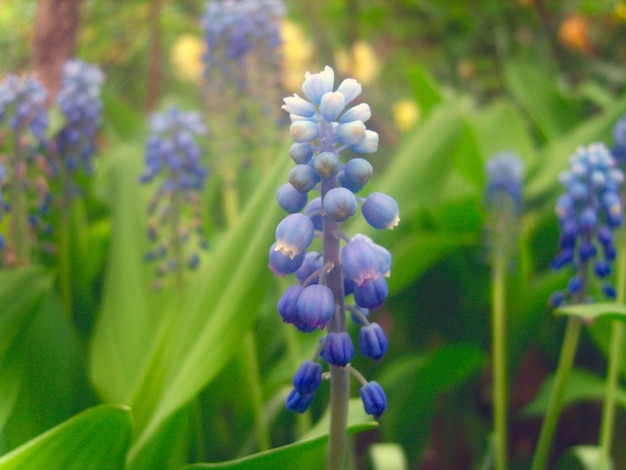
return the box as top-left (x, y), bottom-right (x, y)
top-left (392, 99), bottom-right (420, 132)
top-left (335, 40), bottom-right (381, 86)
top-left (281, 19), bottom-right (315, 92)
top-left (171, 34), bottom-right (205, 83)
top-left (558, 15), bottom-right (591, 54)
top-left (615, 3), bottom-right (626, 22)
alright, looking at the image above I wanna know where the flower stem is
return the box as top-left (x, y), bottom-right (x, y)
top-left (598, 228), bottom-right (626, 470)
top-left (321, 176), bottom-right (349, 470)
top-left (530, 315), bottom-right (582, 470)
top-left (491, 252), bottom-right (508, 470)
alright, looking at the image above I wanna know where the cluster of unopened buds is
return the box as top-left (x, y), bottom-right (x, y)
top-left (269, 66), bottom-right (399, 419)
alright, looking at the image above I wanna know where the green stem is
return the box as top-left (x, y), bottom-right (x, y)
top-left (530, 316), bottom-right (582, 470)
top-left (598, 229), bottom-right (626, 470)
top-left (242, 332), bottom-right (271, 451)
top-left (321, 176), bottom-right (349, 470)
top-left (491, 252), bottom-right (508, 470)
top-left (8, 130), bottom-right (30, 265)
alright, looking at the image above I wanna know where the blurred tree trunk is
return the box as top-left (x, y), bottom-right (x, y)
top-left (32, 0), bottom-right (83, 103)
top-left (146, 0), bottom-right (163, 112)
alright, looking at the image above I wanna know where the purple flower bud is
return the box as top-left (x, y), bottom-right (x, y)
top-left (319, 91), bottom-right (345, 122)
top-left (292, 360), bottom-right (323, 394)
top-left (359, 322), bottom-right (388, 361)
top-left (322, 332), bottom-right (354, 367)
top-left (340, 103), bottom-right (371, 124)
top-left (340, 158), bottom-right (373, 193)
top-left (275, 213), bottom-right (315, 259)
top-left (351, 130), bottom-right (379, 153)
top-left (269, 242), bottom-right (306, 275)
top-left (278, 285), bottom-right (304, 324)
top-left (336, 78), bottom-right (361, 105)
top-left (305, 197), bottom-right (323, 231)
top-left (313, 151), bottom-right (340, 179)
top-left (289, 143), bottom-right (313, 164)
top-left (277, 183), bottom-right (308, 213)
top-left (283, 94), bottom-right (317, 118)
top-left (323, 187), bottom-right (357, 222)
top-left (360, 381), bottom-right (386, 419)
top-left (286, 389), bottom-right (315, 414)
top-left (296, 284), bottom-right (335, 332)
top-left (362, 192), bottom-right (400, 230)
top-left (295, 251), bottom-right (323, 285)
top-left (354, 275), bottom-right (388, 310)
top-left (342, 239), bottom-right (380, 285)
top-left (289, 164), bottom-right (320, 193)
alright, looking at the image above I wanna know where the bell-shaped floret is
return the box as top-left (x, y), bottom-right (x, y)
top-left (359, 381), bottom-right (386, 419)
top-left (296, 284), bottom-right (335, 332)
top-left (362, 192), bottom-right (400, 229)
top-left (286, 389), bottom-right (315, 414)
top-left (323, 187), bottom-right (358, 222)
top-left (289, 164), bottom-right (320, 193)
top-left (277, 183), bottom-right (308, 213)
top-left (274, 213), bottom-right (315, 259)
top-left (292, 360), bottom-right (323, 394)
top-left (354, 275), bottom-right (388, 309)
top-left (322, 332), bottom-right (354, 367)
top-left (359, 322), bottom-right (388, 361)
top-left (277, 285), bottom-right (304, 324)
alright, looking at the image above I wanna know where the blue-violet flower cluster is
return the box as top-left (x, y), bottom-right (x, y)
top-left (55, 59), bottom-right (104, 176)
top-left (271, 66), bottom-right (398, 419)
top-left (140, 107), bottom-right (208, 287)
top-left (549, 144), bottom-right (623, 307)
top-left (0, 73), bottom-right (50, 265)
top-left (611, 113), bottom-right (626, 163)
top-left (484, 151), bottom-right (523, 262)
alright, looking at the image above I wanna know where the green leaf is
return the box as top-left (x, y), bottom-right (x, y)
top-left (126, 153), bottom-right (294, 467)
top-left (522, 368), bottom-right (626, 416)
top-left (555, 445), bottom-right (614, 470)
top-left (504, 61), bottom-right (584, 140)
top-left (555, 302), bottom-right (626, 322)
top-left (182, 399), bottom-right (376, 470)
top-left (0, 405), bottom-right (132, 470)
top-left (406, 65), bottom-right (445, 118)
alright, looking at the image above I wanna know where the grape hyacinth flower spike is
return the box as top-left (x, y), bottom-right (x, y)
top-left (531, 143), bottom-right (623, 470)
top-left (140, 107), bottom-right (208, 289)
top-left (271, 66), bottom-right (398, 469)
top-left (0, 74), bottom-right (50, 266)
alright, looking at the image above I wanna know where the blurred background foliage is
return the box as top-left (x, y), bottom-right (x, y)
top-left (0, 0), bottom-right (625, 469)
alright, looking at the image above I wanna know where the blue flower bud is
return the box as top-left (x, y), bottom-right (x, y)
top-left (269, 242), bottom-right (306, 275)
top-left (362, 192), bottom-right (400, 229)
top-left (339, 158), bottom-right (373, 193)
top-left (359, 381), bottom-right (386, 419)
top-left (278, 285), bottom-right (304, 324)
top-left (319, 91), bottom-right (345, 122)
top-left (336, 78), bottom-right (361, 105)
top-left (567, 276), bottom-right (583, 294)
top-left (296, 284), bottom-right (335, 331)
top-left (302, 66), bottom-right (335, 105)
top-left (314, 151), bottom-right (340, 179)
top-left (292, 360), bottom-right (323, 394)
top-left (603, 284), bottom-right (617, 299)
top-left (323, 187), bottom-right (358, 222)
top-left (305, 197), bottom-right (323, 231)
top-left (286, 389), bottom-right (315, 414)
top-left (336, 121), bottom-right (366, 146)
top-left (594, 260), bottom-right (611, 278)
top-left (290, 120), bottom-right (319, 143)
top-left (340, 103), bottom-right (371, 124)
top-left (277, 183), bottom-right (308, 213)
top-left (283, 94), bottom-right (317, 118)
top-left (322, 332), bottom-right (354, 367)
top-left (275, 213), bottom-right (315, 259)
top-left (342, 239), bottom-right (380, 285)
top-left (289, 164), bottom-right (320, 193)
top-left (289, 143), bottom-right (313, 164)
top-left (351, 130), bottom-right (379, 153)
top-left (359, 322), bottom-right (388, 361)
top-left (295, 251), bottom-right (323, 285)
top-left (354, 275), bottom-right (388, 310)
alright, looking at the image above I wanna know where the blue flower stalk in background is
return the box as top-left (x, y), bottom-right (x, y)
top-left (0, 73), bottom-right (50, 267)
top-left (140, 107), bottom-right (208, 291)
top-left (484, 151), bottom-right (523, 470)
top-left (610, 113), bottom-right (626, 163)
top-left (532, 143), bottom-right (623, 470)
top-left (271, 66), bottom-right (399, 469)
top-left (201, 0), bottom-right (285, 224)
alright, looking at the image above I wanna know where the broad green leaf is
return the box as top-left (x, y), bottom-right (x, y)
top-left (89, 145), bottom-right (158, 404)
top-left (183, 399), bottom-right (377, 470)
top-left (378, 343), bottom-right (486, 460)
top-left (522, 368), bottom-right (626, 416)
top-left (369, 443), bottom-right (408, 470)
top-left (388, 231), bottom-right (473, 294)
top-left (0, 405), bottom-right (132, 470)
top-left (406, 65), bottom-right (445, 118)
top-left (504, 61), bottom-right (584, 140)
top-left (556, 445), bottom-right (613, 470)
top-left (127, 153), bottom-right (294, 467)
top-left (555, 302), bottom-right (626, 322)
